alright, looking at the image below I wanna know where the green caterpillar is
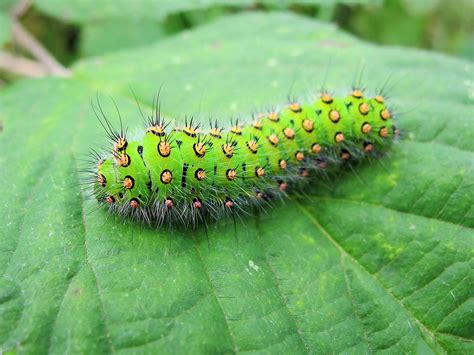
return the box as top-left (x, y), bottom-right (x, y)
top-left (91, 88), bottom-right (398, 226)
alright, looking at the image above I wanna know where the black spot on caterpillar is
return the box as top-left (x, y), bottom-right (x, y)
top-left (87, 88), bottom-right (399, 227)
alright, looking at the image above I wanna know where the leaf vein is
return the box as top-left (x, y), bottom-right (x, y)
top-left (296, 202), bottom-right (448, 354)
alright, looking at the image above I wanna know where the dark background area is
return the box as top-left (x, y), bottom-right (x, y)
top-left (0, 0), bottom-right (473, 84)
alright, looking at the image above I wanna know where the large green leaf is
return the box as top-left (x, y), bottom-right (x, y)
top-left (1, 12), bottom-right (473, 354)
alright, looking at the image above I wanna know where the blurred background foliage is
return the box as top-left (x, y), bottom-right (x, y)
top-left (0, 0), bottom-right (473, 83)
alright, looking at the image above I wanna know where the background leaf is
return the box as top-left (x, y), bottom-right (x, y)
top-left (0, 12), bottom-right (473, 354)
top-left (0, 12), bottom-right (11, 48)
top-left (79, 19), bottom-right (167, 57)
top-left (33, 0), bottom-right (254, 23)
top-left (33, 0), bottom-right (381, 59)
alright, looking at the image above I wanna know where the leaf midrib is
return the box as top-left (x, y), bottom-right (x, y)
top-left (296, 202), bottom-right (448, 354)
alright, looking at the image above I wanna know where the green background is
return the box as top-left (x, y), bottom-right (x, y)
top-left (0, 1), bottom-right (473, 354)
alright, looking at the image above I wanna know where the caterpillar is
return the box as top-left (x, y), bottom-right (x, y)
top-left (88, 88), bottom-right (398, 227)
